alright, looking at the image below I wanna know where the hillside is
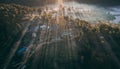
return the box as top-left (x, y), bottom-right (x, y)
top-left (0, 4), bottom-right (34, 69)
top-left (0, 4), bottom-right (120, 69)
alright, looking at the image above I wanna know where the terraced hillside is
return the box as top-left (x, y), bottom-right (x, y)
top-left (0, 4), bottom-right (120, 69)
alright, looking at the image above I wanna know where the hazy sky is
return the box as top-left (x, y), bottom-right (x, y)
top-left (0, 0), bottom-right (120, 6)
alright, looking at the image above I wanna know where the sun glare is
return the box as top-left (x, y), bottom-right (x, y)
top-left (57, 0), bottom-right (63, 5)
